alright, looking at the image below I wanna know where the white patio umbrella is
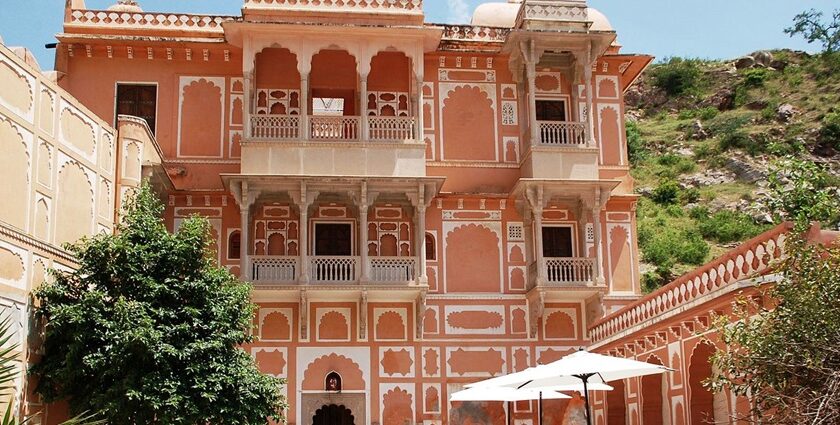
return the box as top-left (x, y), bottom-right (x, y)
top-left (453, 381), bottom-right (614, 425)
top-left (451, 386), bottom-right (570, 425)
top-left (468, 350), bottom-right (671, 425)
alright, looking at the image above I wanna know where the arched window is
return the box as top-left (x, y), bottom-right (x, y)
top-left (425, 233), bottom-right (436, 261)
top-left (228, 230), bottom-right (241, 260)
top-left (325, 371), bottom-right (342, 392)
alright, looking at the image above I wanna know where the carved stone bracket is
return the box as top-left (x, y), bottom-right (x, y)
top-left (416, 290), bottom-right (427, 341)
top-left (528, 290), bottom-right (545, 339)
top-left (300, 289), bottom-right (308, 341)
top-left (359, 290), bottom-right (368, 340)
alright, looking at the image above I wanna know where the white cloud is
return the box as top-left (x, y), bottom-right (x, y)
top-left (446, 0), bottom-right (471, 24)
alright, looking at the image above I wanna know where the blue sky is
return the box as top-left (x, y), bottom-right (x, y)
top-left (0, 0), bottom-right (832, 70)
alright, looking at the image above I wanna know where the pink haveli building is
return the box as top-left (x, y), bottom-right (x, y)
top-left (1, 0), bottom-right (835, 424)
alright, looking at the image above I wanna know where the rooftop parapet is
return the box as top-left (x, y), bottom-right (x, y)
top-left (242, 0), bottom-right (424, 26)
top-left (515, 0), bottom-right (591, 31)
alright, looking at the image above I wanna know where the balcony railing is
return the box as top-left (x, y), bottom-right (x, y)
top-left (368, 256), bottom-right (417, 282)
top-left (249, 256), bottom-right (419, 285)
top-left (368, 116), bottom-right (416, 141)
top-left (537, 121), bottom-right (586, 146)
top-left (248, 115), bottom-right (418, 142)
top-left (310, 116), bottom-right (360, 141)
top-left (251, 255), bottom-right (298, 283)
top-left (311, 256), bottom-right (360, 283)
top-left (542, 257), bottom-right (595, 284)
top-left (251, 115), bottom-right (300, 139)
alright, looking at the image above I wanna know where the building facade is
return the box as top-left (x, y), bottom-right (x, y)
top-left (0, 37), bottom-right (165, 422)
top-left (7, 0), bottom-right (661, 423)
top-left (1, 0), bottom-right (835, 424)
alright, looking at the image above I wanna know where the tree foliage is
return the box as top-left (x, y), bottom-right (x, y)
top-left (785, 9), bottom-right (840, 53)
top-left (32, 185), bottom-right (285, 424)
top-left (0, 317), bottom-right (103, 425)
top-left (767, 157), bottom-right (840, 229)
top-left (650, 57), bottom-right (701, 96)
top-left (709, 234), bottom-right (840, 424)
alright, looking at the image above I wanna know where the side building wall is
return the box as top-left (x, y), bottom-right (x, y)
top-left (0, 40), bottom-right (160, 424)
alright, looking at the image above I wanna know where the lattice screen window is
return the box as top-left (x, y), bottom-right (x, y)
top-left (507, 222), bottom-right (524, 241)
top-left (586, 223), bottom-right (595, 243)
top-left (256, 88), bottom-right (301, 115)
top-left (366, 91), bottom-right (410, 117)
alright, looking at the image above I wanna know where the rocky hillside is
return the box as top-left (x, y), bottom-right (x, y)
top-left (626, 50), bottom-right (840, 292)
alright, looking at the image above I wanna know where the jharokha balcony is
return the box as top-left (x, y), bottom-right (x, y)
top-left (250, 255), bottom-right (418, 285)
top-left (250, 115), bottom-right (417, 142)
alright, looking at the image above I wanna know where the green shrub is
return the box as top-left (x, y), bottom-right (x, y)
top-left (819, 112), bottom-right (840, 149)
top-left (656, 153), bottom-right (697, 177)
top-left (626, 121), bottom-right (647, 164)
top-left (696, 210), bottom-right (769, 243)
top-left (741, 68), bottom-right (771, 88)
top-left (651, 180), bottom-right (681, 205)
top-left (641, 226), bottom-right (709, 267)
top-left (708, 114), bottom-right (751, 135)
top-left (677, 107), bottom-right (719, 121)
top-left (681, 187), bottom-right (701, 204)
top-left (651, 58), bottom-right (701, 96)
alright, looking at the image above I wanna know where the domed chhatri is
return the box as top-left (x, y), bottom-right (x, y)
top-left (472, 0), bottom-right (613, 32)
top-left (107, 0), bottom-right (143, 12)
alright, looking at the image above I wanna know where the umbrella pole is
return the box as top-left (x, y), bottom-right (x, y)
top-left (539, 391), bottom-right (543, 425)
top-left (508, 400), bottom-right (511, 425)
top-left (576, 373), bottom-right (594, 425)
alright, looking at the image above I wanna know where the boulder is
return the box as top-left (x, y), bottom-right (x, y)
top-left (744, 100), bottom-right (769, 111)
top-left (776, 104), bottom-right (796, 122)
top-left (751, 51), bottom-right (774, 67)
top-left (769, 59), bottom-right (788, 71)
top-left (680, 170), bottom-right (735, 188)
top-left (734, 56), bottom-right (755, 70)
top-left (725, 158), bottom-right (767, 183)
top-left (689, 119), bottom-right (708, 140)
top-left (702, 88), bottom-right (736, 111)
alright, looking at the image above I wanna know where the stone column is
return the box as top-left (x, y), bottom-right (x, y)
top-left (359, 184), bottom-right (370, 282)
top-left (533, 205), bottom-right (545, 283)
top-left (585, 43), bottom-right (596, 147)
top-left (592, 206), bottom-right (604, 285)
top-left (243, 71), bottom-right (254, 138)
top-left (240, 204), bottom-right (251, 280)
top-left (416, 204), bottom-right (427, 284)
top-left (360, 74), bottom-right (369, 140)
top-left (526, 60), bottom-right (538, 147)
top-left (238, 181), bottom-right (255, 281)
top-left (415, 79), bottom-right (424, 142)
top-left (301, 73), bottom-right (310, 140)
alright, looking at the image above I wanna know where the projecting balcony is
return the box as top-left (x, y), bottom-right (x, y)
top-left (537, 121), bottom-right (586, 146)
top-left (529, 257), bottom-right (597, 289)
top-left (522, 121), bottom-right (598, 180)
top-left (249, 255), bottom-right (418, 286)
top-left (249, 115), bottom-right (416, 142)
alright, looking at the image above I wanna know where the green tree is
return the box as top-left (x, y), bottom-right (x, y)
top-left (32, 185), bottom-right (285, 424)
top-left (767, 157), bottom-right (840, 229)
top-left (785, 9), bottom-right (840, 53)
top-left (0, 316), bottom-right (105, 424)
top-left (709, 234), bottom-right (840, 423)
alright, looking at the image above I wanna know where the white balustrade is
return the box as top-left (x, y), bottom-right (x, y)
top-left (369, 257), bottom-right (417, 282)
top-left (537, 121), bottom-right (586, 146)
top-left (368, 116), bottom-right (416, 141)
top-left (310, 256), bottom-right (359, 283)
top-left (310, 116), bottom-right (360, 141)
top-left (250, 115), bottom-right (300, 139)
top-left (542, 257), bottom-right (595, 284)
top-left (251, 256), bottom-right (298, 283)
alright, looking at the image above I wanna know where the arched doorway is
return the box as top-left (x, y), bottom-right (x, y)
top-left (606, 379), bottom-right (627, 425)
top-left (641, 356), bottom-right (665, 425)
top-left (689, 343), bottom-right (716, 424)
top-left (313, 404), bottom-right (355, 425)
